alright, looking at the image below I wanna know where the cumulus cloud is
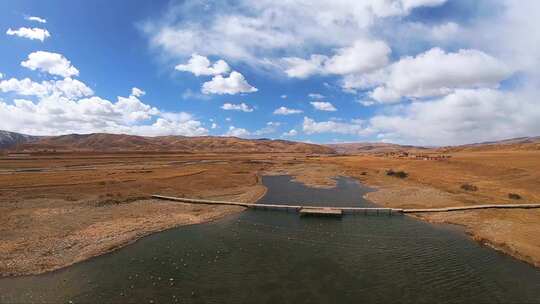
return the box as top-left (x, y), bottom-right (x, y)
top-left (6, 27), bottom-right (50, 42)
top-left (225, 126), bottom-right (250, 137)
top-left (282, 129), bottom-right (298, 137)
top-left (202, 71), bottom-right (257, 95)
top-left (0, 78), bottom-right (207, 136)
top-left (302, 117), bottom-right (368, 135)
top-left (51, 78), bottom-right (94, 99)
top-left (283, 55), bottom-right (327, 79)
top-left (310, 101), bottom-right (337, 111)
top-left (345, 48), bottom-right (512, 103)
top-left (308, 93), bottom-right (324, 99)
top-left (175, 54), bottom-right (230, 76)
top-left (375, 48), bottom-right (510, 102)
top-left (323, 39), bottom-right (391, 75)
top-left (0, 77), bottom-right (93, 99)
top-left (221, 102), bottom-right (254, 112)
top-left (273, 106), bottom-right (303, 115)
top-left (283, 39), bottom-right (391, 78)
top-left (369, 88), bottom-right (540, 146)
top-left (21, 51), bottom-right (79, 78)
top-left (26, 16), bottom-right (47, 23)
top-left (253, 121), bottom-right (281, 136)
top-left (145, 0), bottom-right (447, 65)
top-left (131, 87), bottom-right (146, 97)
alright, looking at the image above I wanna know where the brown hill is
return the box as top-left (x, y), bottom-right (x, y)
top-left (327, 142), bottom-right (424, 154)
top-left (6, 132), bottom-right (335, 154)
top-left (437, 136), bottom-right (540, 153)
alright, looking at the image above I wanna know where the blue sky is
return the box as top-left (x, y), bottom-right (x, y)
top-left (0, 0), bottom-right (539, 145)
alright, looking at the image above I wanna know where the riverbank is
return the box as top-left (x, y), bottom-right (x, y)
top-left (285, 152), bottom-right (540, 268)
top-left (0, 152), bottom-right (274, 276)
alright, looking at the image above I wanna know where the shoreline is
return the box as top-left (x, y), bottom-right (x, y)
top-left (1, 186), bottom-right (268, 278)
top-left (3, 204), bottom-right (247, 278)
top-left (360, 181), bottom-right (540, 269)
top-left (268, 162), bottom-right (540, 269)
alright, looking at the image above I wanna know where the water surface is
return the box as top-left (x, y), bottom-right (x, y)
top-left (1, 175), bottom-right (539, 303)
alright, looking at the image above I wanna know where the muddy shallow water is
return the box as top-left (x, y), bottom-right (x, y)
top-left (1, 175), bottom-right (539, 303)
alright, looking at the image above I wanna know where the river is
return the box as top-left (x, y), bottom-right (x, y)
top-left (1, 175), bottom-right (539, 303)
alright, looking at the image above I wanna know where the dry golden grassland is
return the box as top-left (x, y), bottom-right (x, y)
top-left (1, 150), bottom-right (539, 276)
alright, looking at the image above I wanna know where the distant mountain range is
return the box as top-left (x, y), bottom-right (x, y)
top-left (328, 137), bottom-right (540, 154)
top-left (438, 136), bottom-right (540, 152)
top-left (326, 142), bottom-right (426, 154)
top-left (0, 131), bottom-right (334, 154)
top-left (0, 130), bottom-right (41, 149)
top-left (1, 130), bottom-right (539, 154)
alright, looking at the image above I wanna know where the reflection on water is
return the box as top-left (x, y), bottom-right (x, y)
top-left (1, 176), bottom-right (540, 303)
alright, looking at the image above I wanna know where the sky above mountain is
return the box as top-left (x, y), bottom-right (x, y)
top-left (0, 0), bottom-right (539, 145)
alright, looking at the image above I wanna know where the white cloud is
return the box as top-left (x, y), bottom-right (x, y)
top-left (52, 78), bottom-right (94, 99)
top-left (21, 51), bottom-right (79, 78)
top-left (308, 93), bottom-right (324, 99)
top-left (310, 101), bottom-right (337, 111)
top-left (253, 121), bottom-right (281, 136)
top-left (211, 122), bottom-right (218, 129)
top-left (323, 39), bottom-right (391, 75)
top-left (273, 106), bottom-right (303, 115)
top-left (0, 78), bottom-right (49, 97)
top-left (282, 129), bottom-right (298, 137)
top-left (283, 39), bottom-right (390, 78)
top-left (202, 71), bottom-right (257, 95)
top-left (0, 77), bottom-right (93, 99)
top-left (225, 126), bottom-right (250, 137)
top-left (372, 48), bottom-right (511, 102)
top-left (302, 117), bottom-right (368, 135)
top-left (145, 0), bottom-right (447, 66)
top-left (181, 89), bottom-right (212, 101)
top-left (283, 55), bottom-right (327, 78)
top-left (175, 54), bottom-right (230, 76)
top-left (431, 22), bottom-right (460, 41)
top-left (345, 48), bottom-right (512, 103)
top-left (368, 88), bottom-right (540, 146)
top-left (6, 27), bottom-right (50, 42)
top-left (357, 99), bottom-right (376, 107)
top-left (131, 87), bottom-right (146, 97)
top-left (26, 16), bottom-right (47, 23)
top-left (280, 94), bottom-right (287, 99)
top-left (221, 102), bottom-right (254, 112)
top-left (341, 69), bottom-right (388, 93)
top-left (0, 86), bottom-right (208, 137)
top-left (0, 73), bottom-right (3, 79)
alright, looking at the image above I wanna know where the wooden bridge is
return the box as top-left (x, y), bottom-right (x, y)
top-left (151, 195), bottom-right (402, 216)
top-left (152, 195), bottom-right (540, 217)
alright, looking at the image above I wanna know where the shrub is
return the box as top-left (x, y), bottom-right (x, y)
top-left (508, 193), bottom-right (522, 200)
top-left (461, 183), bottom-right (478, 191)
top-left (386, 169), bottom-right (408, 178)
top-left (395, 171), bottom-right (408, 178)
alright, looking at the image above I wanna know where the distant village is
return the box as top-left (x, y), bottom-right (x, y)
top-left (378, 151), bottom-right (452, 161)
